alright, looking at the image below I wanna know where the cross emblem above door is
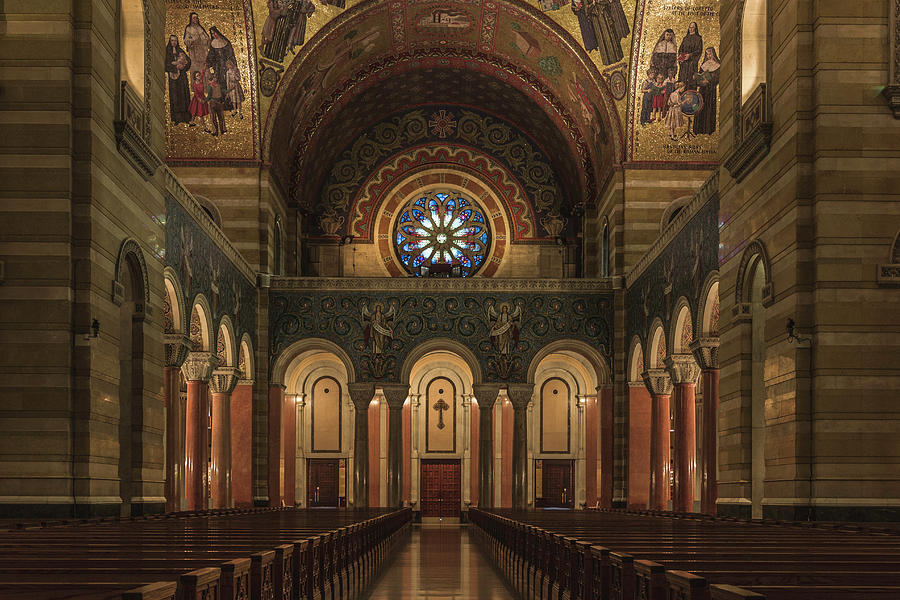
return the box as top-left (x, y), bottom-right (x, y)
top-left (433, 397), bottom-right (450, 429)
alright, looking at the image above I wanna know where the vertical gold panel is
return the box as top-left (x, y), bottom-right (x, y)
top-left (540, 378), bottom-right (570, 453)
top-left (426, 377), bottom-right (456, 453)
top-left (312, 376), bottom-right (341, 452)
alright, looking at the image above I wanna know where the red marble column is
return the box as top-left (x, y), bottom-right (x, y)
top-left (164, 366), bottom-right (182, 512)
top-left (268, 385), bottom-right (284, 507)
top-left (672, 382), bottom-right (696, 513)
top-left (185, 379), bottom-right (210, 511)
top-left (402, 400), bottom-right (411, 505)
top-left (627, 384), bottom-right (652, 509)
top-left (584, 395), bottom-right (598, 508)
top-left (701, 369), bottom-right (720, 515)
top-left (368, 399), bottom-right (380, 507)
top-left (230, 383), bottom-right (253, 508)
top-left (599, 386), bottom-right (614, 508)
top-left (470, 400), bottom-right (480, 507)
top-left (282, 392), bottom-right (296, 507)
top-left (650, 392), bottom-right (671, 511)
top-left (500, 399), bottom-right (513, 508)
top-left (210, 392), bottom-right (230, 509)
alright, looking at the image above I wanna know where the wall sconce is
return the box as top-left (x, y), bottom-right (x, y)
top-left (786, 318), bottom-right (811, 345)
top-left (84, 319), bottom-right (100, 341)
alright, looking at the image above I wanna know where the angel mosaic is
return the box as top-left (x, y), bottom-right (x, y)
top-left (362, 302), bottom-right (396, 356)
top-left (487, 303), bottom-right (522, 355)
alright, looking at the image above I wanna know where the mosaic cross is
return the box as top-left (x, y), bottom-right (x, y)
top-left (433, 398), bottom-right (450, 430)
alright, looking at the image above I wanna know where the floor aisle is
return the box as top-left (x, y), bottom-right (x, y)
top-left (363, 524), bottom-right (516, 599)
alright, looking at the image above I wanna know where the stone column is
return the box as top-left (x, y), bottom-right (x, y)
top-left (348, 382), bottom-right (375, 508)
top-left (282, 392), bottom-right (297, 507)
top-left (268, 385), bottom-right (284, 507)
top-left (461, 394), bottom-right (472, 507)
top-left (627, 382), bottom-right (652, 509)
top-left (598, 385), bottom-right (615, 508)
top-left (410, 393), bottom-right (422, 510)
top-left (164, 333), bottom-right (191, 512)
top-left (666, 354), bottom-right (702, 513)
top-left (209, 366), bottom-right (239, 509)
top-left (506, 383), bottom-right (534, 510)
top-left (181, 351), bottom-right (219, 511)
top-left (230, 379), bottom-right (254, 508)
top-left (642, 369), bottom-right (673, 511)
top-left (380, 383), bottom-right (409, 508)
top-left (691, 338), bottom-right (720, 515)
top-left (473, 383), bottom-right (502, 508)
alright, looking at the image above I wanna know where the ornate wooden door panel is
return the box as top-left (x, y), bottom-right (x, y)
top-left (540, 460), bottom-right (574, 508)
top-left (420, 460), bottom-right (460, 517)
top-left (307, 459), bottom-right (340, 507)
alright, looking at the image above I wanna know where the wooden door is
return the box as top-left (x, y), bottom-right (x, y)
top-left (307, 459), bottom-right (340, 507)
top-left (540, 460), bottom-right (574, 508)
top-left (420, 460), bottom-right (461, 518)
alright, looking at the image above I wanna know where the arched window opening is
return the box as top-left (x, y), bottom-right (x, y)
top-left (750, 261), bottom-right (767, 519)
top-left (540, 378), bottom-right (571, 454)
top-left (120, 0), bottom-right (145, 99)
top-left (741, 0), bottom-right (767, 102)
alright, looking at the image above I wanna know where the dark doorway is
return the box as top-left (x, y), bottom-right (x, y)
top-left (420, 459), bottom-right (460, 518)
top-left (537, 459), bottom-right (574, 508)
top-left (307, 459), bottom-right (340, 507)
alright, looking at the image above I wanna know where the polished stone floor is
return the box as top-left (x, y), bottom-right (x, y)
top-left (363, 524), bottom-right (516, 599)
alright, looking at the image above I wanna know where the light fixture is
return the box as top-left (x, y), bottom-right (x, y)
top-left (786, 318), bottom-right (810, 344)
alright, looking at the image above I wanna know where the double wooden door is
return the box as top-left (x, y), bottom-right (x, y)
top-left (420, 460), bottom-right (460, 518)
top-left (307, 459), bottom-right (340, 507)
top-left (540, 460), bottom-right (574, 508)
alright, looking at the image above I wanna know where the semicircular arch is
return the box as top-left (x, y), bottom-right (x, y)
top-left (400, 338), bottom-right (484, 387)
top-left (526, 338), bottom-right (610, 388)
top-left (271, 338), bottom-right (357, 386)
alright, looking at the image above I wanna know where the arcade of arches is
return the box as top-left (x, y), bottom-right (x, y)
top-left (2, 0), bottom-right (900, 530)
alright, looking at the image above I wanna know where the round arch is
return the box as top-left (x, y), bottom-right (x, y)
top-left (648, 318), bottom-right (667, 369)
top-left (163, 266), bottom-right (186, 334)
top-left (188, 293), bottom-right (213, 352)
top-left (408, 351), bottom-right (474, 400)
top-left (238, 333), bottom-right (254, 381)
top-left (669, 297), bottom-right (694, 355)
top-left (400, 338), bottom-right (484, 387)
top-left (697, 271), bottom-right (720, 338)
top-left (271, 338), bottom-right (357, 386)
top-left (216, 314), bottom-right (237, 367)
top-left (628, 336), bottom-right (645, 383)
top-left (114, 238), bottom-right (151, 312)
top-left (735, 239), bottom-right (774, 306)
top-left (526, 339), bottom-right (611, 388)
top-left (659, 196), bottom-right (692, 232)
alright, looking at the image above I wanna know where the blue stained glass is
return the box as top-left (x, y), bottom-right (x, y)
top-left (393, 191), bottom-right (492, 277)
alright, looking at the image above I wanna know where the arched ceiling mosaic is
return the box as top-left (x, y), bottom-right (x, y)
top-left (164, 0), bottom-right (720, 189)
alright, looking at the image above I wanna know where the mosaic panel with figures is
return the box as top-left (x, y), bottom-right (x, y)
top-left (165, 0), bottom-right (257, 159)
top-left (269, 290), bottom-right (613, 382)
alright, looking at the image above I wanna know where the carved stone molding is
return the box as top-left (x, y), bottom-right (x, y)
top-left (348, 382), bottom-right (377, 411)
top-left (271, 276), bottom-right (613, 293)
top-left (506, 383), bottom-right (534, 411)
top-left (181, 351), bottom-right (220, 382)
top-left (165, 333), bottom-right (192, 368)
top-left (473, 383), bottom-right (503, 410)
top-left (878, 263), bottom-right (900, 285)
top-left (734, 239), bottom-right (775, 307)
top-left (209, 366), bottom-right (241, 395)
top-left (641, 368), bottom-right (673, 397)
top-left (114, 82), bottom-right (161, 180)
top-left (113, 238), bottom-right (152, 315)
top-left (665, 354), bottom-right (702, 385)
top-left (689, 337), bottom-right (720, 371)
top-left (724, 83), bottom-right (773, 182)
top-left (380, 383), bottom-right (410, 410)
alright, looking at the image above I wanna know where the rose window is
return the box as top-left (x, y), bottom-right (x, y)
top-left (394, 191), bottom-right (491, 277)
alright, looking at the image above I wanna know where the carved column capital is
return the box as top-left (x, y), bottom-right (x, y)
top-left (641, 368), bottom-right (673, 397)
top-left (379, 382), bottom-right (409, 410)
top-left (665, 354), bottom-right (702, 385)
top-left (348, 382), bottom-right (376, 411)
top-left (181, 351), bottom-right (219, 382)
top-left (209, 366), bottom-right (240, 395)
top-left (473, 383), bottom-right (503, 410)
top-left (505, 383), bottom-right (534, 411)
top-left (689, 337), bottom-right (720, 371)
top-left (165, 333), bottom-right (192, 368)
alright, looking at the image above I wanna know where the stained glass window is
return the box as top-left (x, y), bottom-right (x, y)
top-left (393, 191), bottom-right (491, 277)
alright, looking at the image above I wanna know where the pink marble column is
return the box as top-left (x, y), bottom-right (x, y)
top-left (268, 385), bottom-right (284, 507)
top-left (627, 384), bottom-right (652, 509)
top-left (282, 392), bottom-right (296, 507)
top-left (643, 368), bottom-right (673, 511)
top-left (209, 367), bottom-right (239, 509)
top-left (163, 365), bottom-right (183, 512)
top-left (402, 400), bottom-right (411, 505)
top-left (182, 352), bottom-right (217, 511)
top-left (691, 338), bottom-right (720, 516)
top-left (599, 386), bottom-right (614, 508)
top-left (666, 355), bottom-right (701, 513)
top-left (230, 382), bottom-right (254, 508)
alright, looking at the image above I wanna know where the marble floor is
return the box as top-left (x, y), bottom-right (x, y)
top-left (363, 523), bottom-right (516, 599)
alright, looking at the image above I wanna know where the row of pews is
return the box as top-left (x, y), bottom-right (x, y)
top-left (0, 506), bottom-right (411, 599)
top-left (470, 508), bottom-right (900, 600)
